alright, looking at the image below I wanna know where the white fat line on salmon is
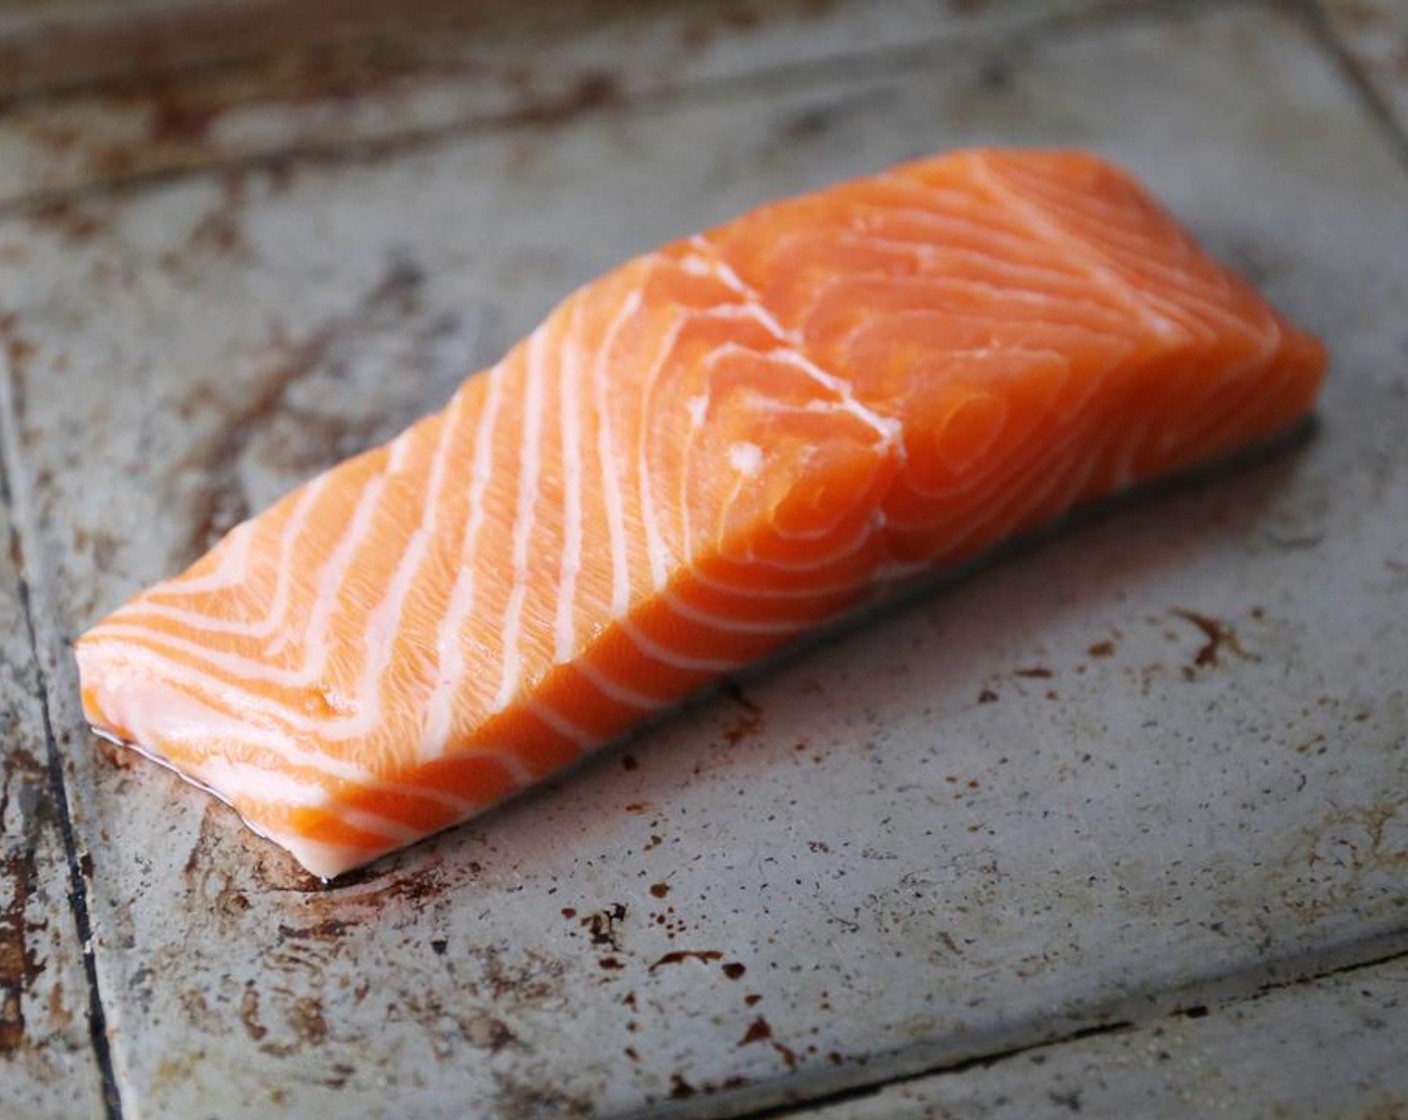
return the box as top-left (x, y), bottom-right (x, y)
top-left (97, 676), bottom-right (481, 812)
top-left (890, 388), bottom-right (1093, 532)
top-left (618, 618), bottom-right (742, 674)
top-left (352, 527), bottom-right (430, 723)
top-left (1117, 228), bottom-right (1266, 321)
top-left (597, 288), bottom-right (642, 618)
top-left (973, 155), bottom-right (1181, 342)
top-left (693, 345), bottom-right (878, 429)
top-left (823, 230), bottom-right (1097, 292)
top-left (890, 172), bottom-right (1062, 226)
top-left (386, 426), bottom-right (413, 471)
top-left (835, 304), bottom-right (1136, 360)
top-left (1036, 191), bottom-right (1213, 285)
top-left (90, 436), bottom-right (459, 743)
top-left (1137, 276), bottom-right (1268, 353)
top-left (1132, 291), bottom-right (1222, 350)
top-left (98, 664), bottom-right (486, 818)
top-left (313, 411), bottom-right (463, 734)
top-left (687, 565), bottom-right (863, 601)
top-left (805, 269), bottom-right (1135, 335)
top-left (112, 474), bottom-right (331, 645)
top-left (676, 250), bottom-right (714, 278)
top-left (89, 624), bottom-right (430, 747)
top-left (494, 326), bottom-right (551, 711)
top-left (430, 745), bottom-right (536, 789)
top-left (716, 513), bottom-right (877, 571)
top-left (234, 767), bottom-right (485, 813)
top-left (819, 217), bottom-right (1038, 260)
top-left (636, 306), bottom-right (688, 593)
top-left (937, 423), bottom-right (1102, 556)
top-left (556, 297), bottom-right (586, 663)
top-left (772, 349), bottom-right (898, 443)
top-left (420, 360), bottom-right (509, 763)
top-left (860, 189), bottom-right (1068, 257)
top-left (290, 471), bottom-right (388, 679)
top-left (355, 402), bottom-right (462, 682)
top-left (678, 382), bottom-right (707, 562)
top-left (112, 552), bottom-right (848, 754)
top-left (1053, 342), bottom-right (1182, 495)
top-left (689, 236), bottom-right (792, 341)
top-left (689, 236), bottom-right (900, 449)
top-left (527, 699), bottom-right (595, 749)
top-left (669, 256), bottom-right (799, 564)
top-left (576, 658), bottom-right (669, 711)
top-left (193, 757), bottom-right (334, 808)
top-left (331, 805), bottom-right (428, 844)
top-left (1161, 340), bottom-right (1283, 467)
top-left (886, 436), bottom-right (1048, 523)
top-left (90, 618), bottom-right (354, 696)
top-left (79, 661), bottom-right (378, 781)
top-left (1069, 252), bottom-right (1245, 340)
top-left (1105, 327), bottom-right (1222, 486)
top-left (149, 517), bottom-right (255, 599)
top-left (659, 588), bottom-right (799, 635)
top-left (695, 301), bottom-right (797, 342)
top-left (713, 435), bottom-right (761, 570)
top-left (988, 163), bottom-right (1155, 231)
top-left (967, 444), bottom-right (1098, 554)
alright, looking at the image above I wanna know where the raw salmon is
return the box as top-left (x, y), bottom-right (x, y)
top-left (76, 149), bottom-right (1326, 878)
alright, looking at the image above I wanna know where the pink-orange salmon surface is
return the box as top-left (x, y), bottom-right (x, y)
top-left (76, 149), bottom-right (1327, 878)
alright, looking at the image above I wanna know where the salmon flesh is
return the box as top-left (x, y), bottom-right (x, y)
top-left (76, 150), bottom-right (1327, 878)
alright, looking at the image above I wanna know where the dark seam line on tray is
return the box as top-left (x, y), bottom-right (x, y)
top-left (0, 0), bottom-right (1261, 223)
top-left (727, 1022), bottom-right (1138, 1120)
top-left (728, 937), bottom-right (1408, 1120)
top-left (1299, 0), bottom-right (1408, 178)
top-left (0, 417), bottom-right (123, 1117)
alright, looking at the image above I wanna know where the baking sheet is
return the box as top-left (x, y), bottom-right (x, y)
top-left (0, 2), bottom-right (1405, 1117)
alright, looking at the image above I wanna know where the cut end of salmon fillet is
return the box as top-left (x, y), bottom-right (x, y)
top-left (75, 148), bottom-right (1328, 879)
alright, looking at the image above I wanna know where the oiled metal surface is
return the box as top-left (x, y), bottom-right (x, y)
top-left (0, 2), bottom-right (1405, 1118)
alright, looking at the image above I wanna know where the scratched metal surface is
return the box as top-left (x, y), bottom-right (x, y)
top-left (0, 2), bottom-right (1405, 1118)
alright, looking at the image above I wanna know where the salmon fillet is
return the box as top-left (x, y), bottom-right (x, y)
top-left (76, 149), bottom-right (1327, 879)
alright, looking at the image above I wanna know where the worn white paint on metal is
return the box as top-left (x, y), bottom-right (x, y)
top-left (803, 955), bottom-right (1408, 1119)
top-left (0, 2), bottom-right (1404, 1118)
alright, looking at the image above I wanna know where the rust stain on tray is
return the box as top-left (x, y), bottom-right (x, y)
top-left (1171, 608), bottom-right (1256, 671)
top-left (649, 949), bottom-right (721, 971)
top-left (0, 745), bottom-right (53, 1054)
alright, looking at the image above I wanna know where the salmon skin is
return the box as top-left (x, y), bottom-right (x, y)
top-left (76, 150), bottom-right (1326, 879)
